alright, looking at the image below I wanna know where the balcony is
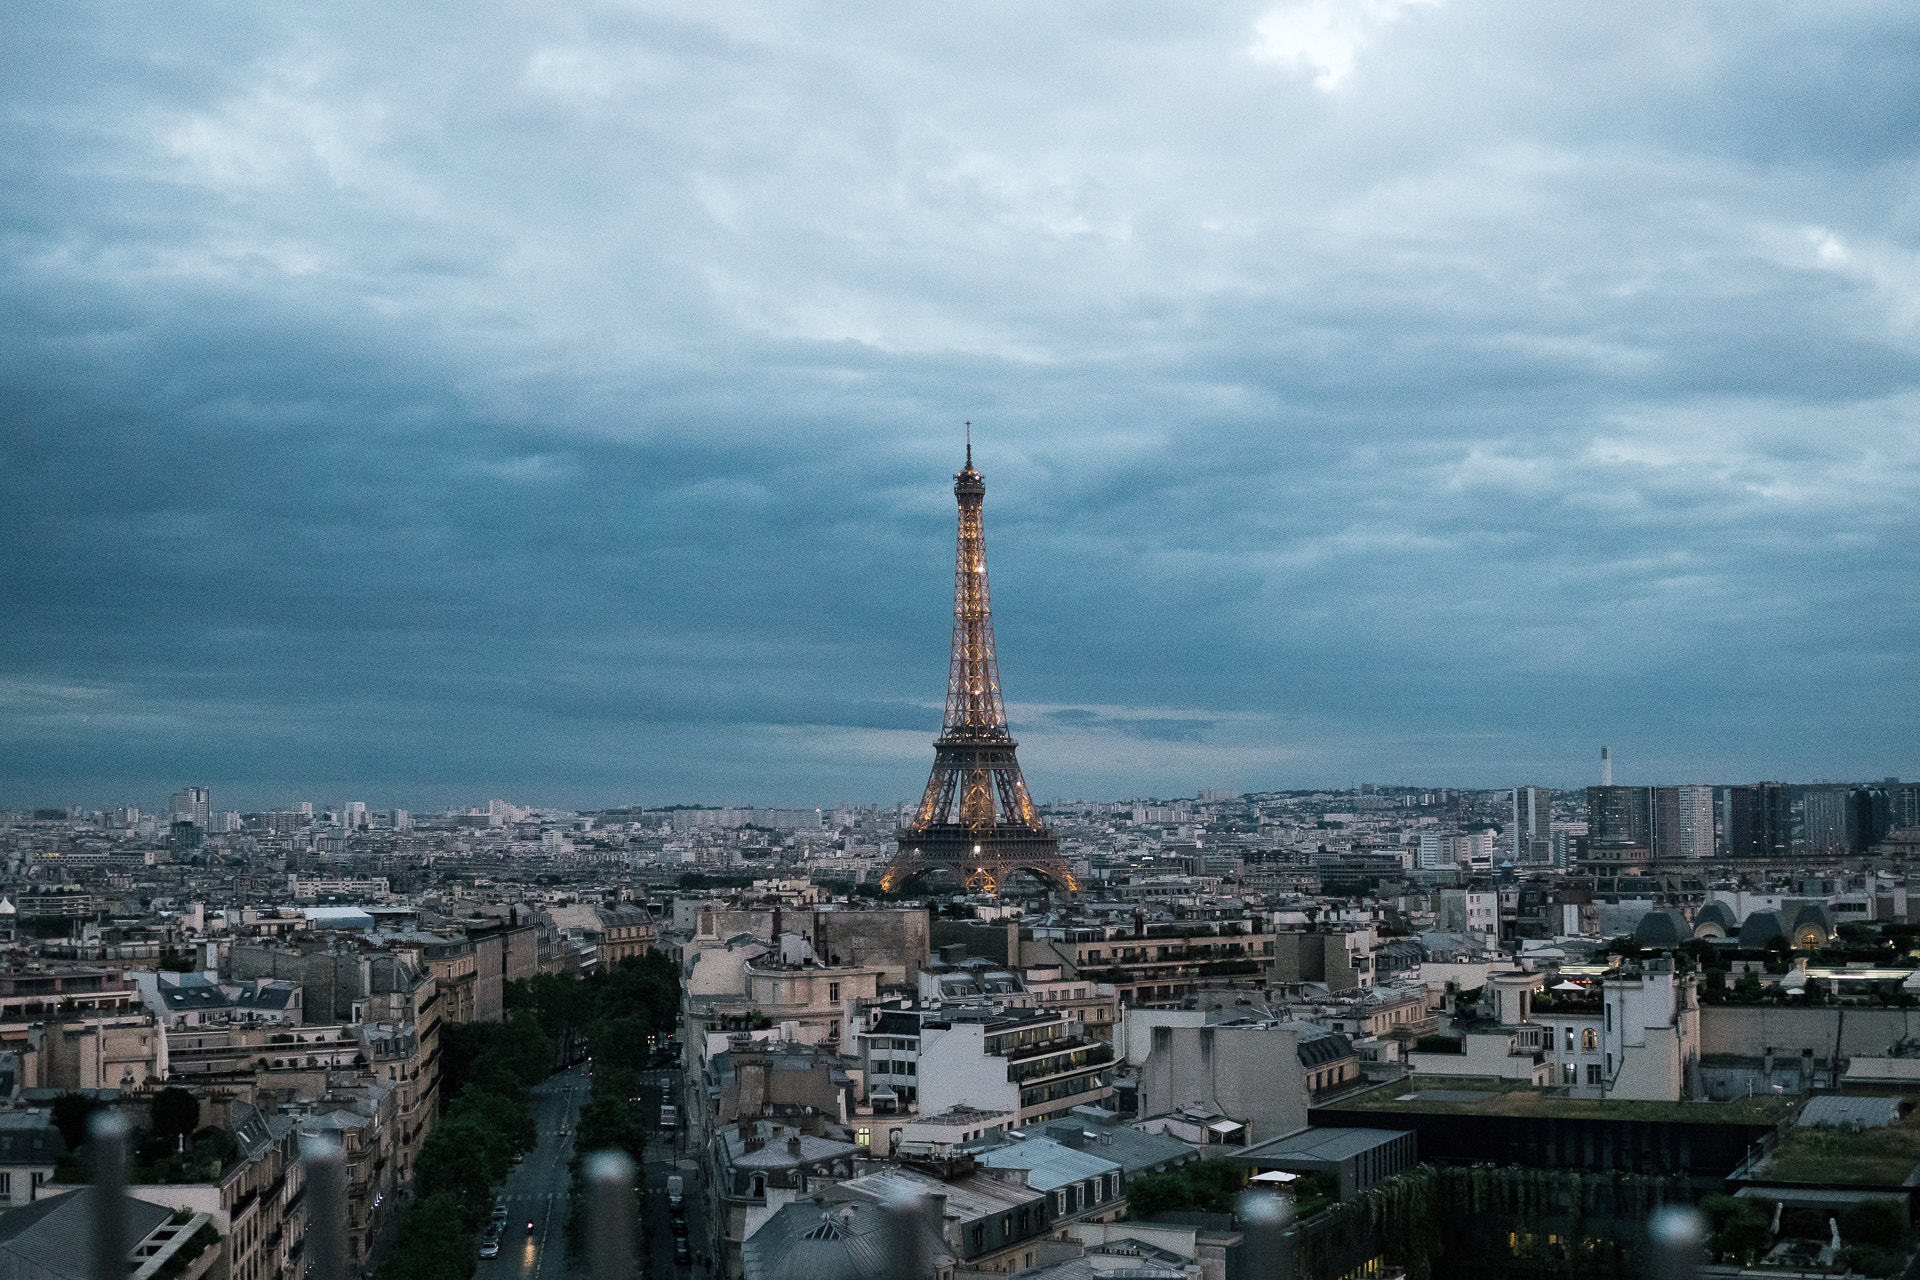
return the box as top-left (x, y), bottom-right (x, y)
top-left (1002, 1035), bottom-right (1102, 1065)
top-left (1006, 1043), bottom-right (1114, 1085)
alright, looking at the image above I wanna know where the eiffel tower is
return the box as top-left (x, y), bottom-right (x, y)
top-left (881, 440), bottom-right (1078, 896)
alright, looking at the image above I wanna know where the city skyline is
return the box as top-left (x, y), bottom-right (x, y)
top-left (5, 5), bottom-right (1919, 806)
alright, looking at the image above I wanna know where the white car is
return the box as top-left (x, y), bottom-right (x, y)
top-left (479, 1240), bottom-right (501, 1260)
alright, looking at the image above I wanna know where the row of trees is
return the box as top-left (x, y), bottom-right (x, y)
top-left (376, 1014), bottom-right (550, 1280)
top-left (502, 954), bottom-right (681, 1260)
top-left (376, 951), bottom-right (682, 1279)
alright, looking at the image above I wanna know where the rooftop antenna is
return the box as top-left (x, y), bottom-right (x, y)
top-left (965, 421), bottom-right (972, 467)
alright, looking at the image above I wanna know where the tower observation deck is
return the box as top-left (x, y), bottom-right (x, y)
top-left (881, 444), bottom-right (1078, 896)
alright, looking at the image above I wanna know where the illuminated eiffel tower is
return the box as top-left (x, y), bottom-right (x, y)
top-left (881, 440), bottom-right (1078, 896)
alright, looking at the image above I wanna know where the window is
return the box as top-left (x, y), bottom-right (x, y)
top-left (1561, 1064), bottom-right (1576, 1085)
top-left (828, 982), bottom-right (840, 1002)
top-left (1586, 1064), bottom-right (1601, 1085)
top-left (856, 1127), bottom-right (870, 1148)
top-left (1606, 1053), bottom-right (1613, 1074)
top-left (0, 1173), bottom-right (9, 1197)
top-left (1604, 1005), bottom-right (1612, 1031)
top-left (750, 1173), bottom-right (766, 1197)
top-left (1001, 1214), bottom-right (1012, 1237)
top-left (1563, 1027), bottom-right (1574, 1051)
top-left (1055, 1190), bottom-right (1069, 1215)
top-left (1582, 1028), bottom-right (1597, 1052)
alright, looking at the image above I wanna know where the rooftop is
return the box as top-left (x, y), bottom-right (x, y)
top-left (1234, 1125), bottom-right (1413, 1164)
top-left (1324, 1079), bottom-right (1796, 1125)
top-left (1757, 1102), bottom-right (1920, 1186)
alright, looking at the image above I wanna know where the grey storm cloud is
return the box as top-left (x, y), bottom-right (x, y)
top-left (2, 1), bottom-right (1918, 809)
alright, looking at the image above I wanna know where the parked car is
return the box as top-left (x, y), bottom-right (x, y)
top-left (479, 1240), bottom-right (500, 1260)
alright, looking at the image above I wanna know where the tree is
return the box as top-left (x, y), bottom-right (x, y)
top-left (1700, 1194), bottom-right (1773, 1265)
top-left (1124, 1163), bottom-right (1250, 1218)
top-left (151, 1088), bottom-right (199, 1144)
top-left (413, 1115), bottom-right (513, 1233)
top-left (455, 1088), bottom-right (537, 1155)
top-left (377, 1192), bottom-right (476, 1280)
top-left (1840, 1199), bottom-right (1906, 1250)
top-left (50, 1093), bottom-right (102, 1154)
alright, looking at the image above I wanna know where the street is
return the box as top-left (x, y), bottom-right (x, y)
top-left (479, 1061), bottom-right (701, 1280)
top-left (490, 1062), bottom-right (590, 1280)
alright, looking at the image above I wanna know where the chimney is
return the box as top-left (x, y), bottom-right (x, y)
top-left (1600, 747), bottom-right (1611, 787)
top-left (787, 1134), bottom-right (803, 1157)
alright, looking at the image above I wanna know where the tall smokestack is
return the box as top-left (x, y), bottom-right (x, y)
top-left (1601, 746), bottom-right (1612, 787)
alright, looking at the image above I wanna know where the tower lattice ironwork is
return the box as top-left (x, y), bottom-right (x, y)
top-left (882, 443), bottom-right (1078, 895)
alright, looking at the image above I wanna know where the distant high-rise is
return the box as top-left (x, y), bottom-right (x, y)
top-left (168, 786), bottom-right (210, 828)
top-left (1583, 784), bottom-right (1651, 872)
top-left (1892, 783), bottom-right (1920, 833)
top-left (1803, 787), bottom-right (1849, 855)
top-left (1847, 786), bottom-right (1892, 855)
top-left (1650, 785), bottom-right (1714, 859)
top-left (1727, 783), bottom-right (1791, 859)
top-left (1512, 786), bottom-right (1552, 862)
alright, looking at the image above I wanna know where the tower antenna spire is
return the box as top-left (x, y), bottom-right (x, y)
top-left (965, 421), bottom-right (971, 467)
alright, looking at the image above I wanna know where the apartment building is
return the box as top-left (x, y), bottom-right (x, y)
top-left (130, 1101), bottom-right (305, 1280)
top-left (918, 1009), bottom-right (1113, 1127)
top-left (1024, 925), bottom-right (1277, 1007)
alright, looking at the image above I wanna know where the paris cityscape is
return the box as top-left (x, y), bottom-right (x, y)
top-left (6, 5), bottom-right (1920, 1280)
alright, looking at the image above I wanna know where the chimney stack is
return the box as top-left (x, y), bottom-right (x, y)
top-left (1600, 746), bottom-right (1612, 787)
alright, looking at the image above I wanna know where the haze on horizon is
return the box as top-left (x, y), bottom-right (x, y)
top-left (3, 2), bottom-right (1918, 813)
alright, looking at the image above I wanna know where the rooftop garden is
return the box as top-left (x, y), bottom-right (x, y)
top-left (1757, 1109), bottom-right (1920, 1186)
top-left (1526, 990), bottom-right (1601, 1015)
top-left (51, 1088), bottom-right (242, 1186)
top-left (1701, 967), bottom-right (1918, 1008)
top-left (1327, 1078), bottom-right (1795, 1125)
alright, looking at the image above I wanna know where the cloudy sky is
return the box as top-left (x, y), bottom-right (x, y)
top-left (5, 2), bottom-right (1919, 812)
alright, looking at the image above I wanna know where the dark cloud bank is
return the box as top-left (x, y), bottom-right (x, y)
top-left (2, 2), bottom-right (1917, 809)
